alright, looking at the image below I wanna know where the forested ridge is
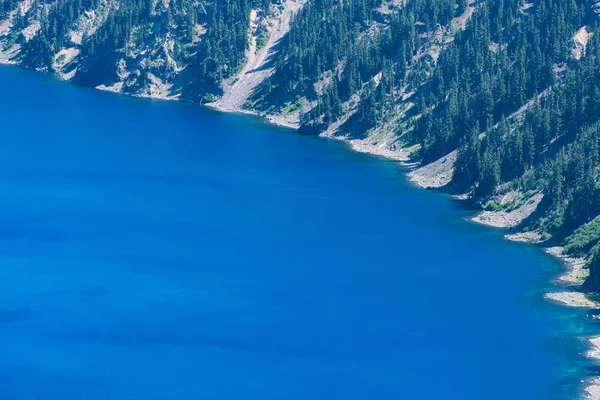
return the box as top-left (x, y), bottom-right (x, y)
top-left (2, 0), bottom-right (600, 289)
top-left (1, 0), bottom-right (275, 98)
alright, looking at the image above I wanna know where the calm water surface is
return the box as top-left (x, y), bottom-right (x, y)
top-left (0, 66), bottom-right (598, 399)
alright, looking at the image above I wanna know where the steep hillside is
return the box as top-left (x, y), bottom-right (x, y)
top-left (0, 0), bottom-right (279, 100)
top-left (247, 0), bottom-right (600, 293)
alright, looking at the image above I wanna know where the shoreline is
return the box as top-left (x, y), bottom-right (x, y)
top-left (2, 61), bottom-right (599, 398)
top-left (585, 338), bottom-right (600, 399)
top-left (206, 103), bottom-right (302, 130)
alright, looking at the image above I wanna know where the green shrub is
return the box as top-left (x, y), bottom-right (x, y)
top-left (564, 216), bottom-right (600, 257)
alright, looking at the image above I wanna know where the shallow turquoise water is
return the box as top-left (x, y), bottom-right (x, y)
top-left (0, 66), bottom-right (597, 399)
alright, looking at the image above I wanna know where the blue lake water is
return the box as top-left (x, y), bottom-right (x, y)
top-left (0, 66), bottom-right (598, 399)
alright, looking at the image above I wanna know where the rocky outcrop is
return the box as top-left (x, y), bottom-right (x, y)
top-left (210, 0), bottom-right (306, 112)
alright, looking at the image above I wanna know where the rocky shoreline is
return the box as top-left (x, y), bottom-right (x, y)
top-left (541, 249), bottom-right (600, 400)
top-left (396, 140), bottom-right (600, 399)
top-left (318, 109), bottom-right (600, 400)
